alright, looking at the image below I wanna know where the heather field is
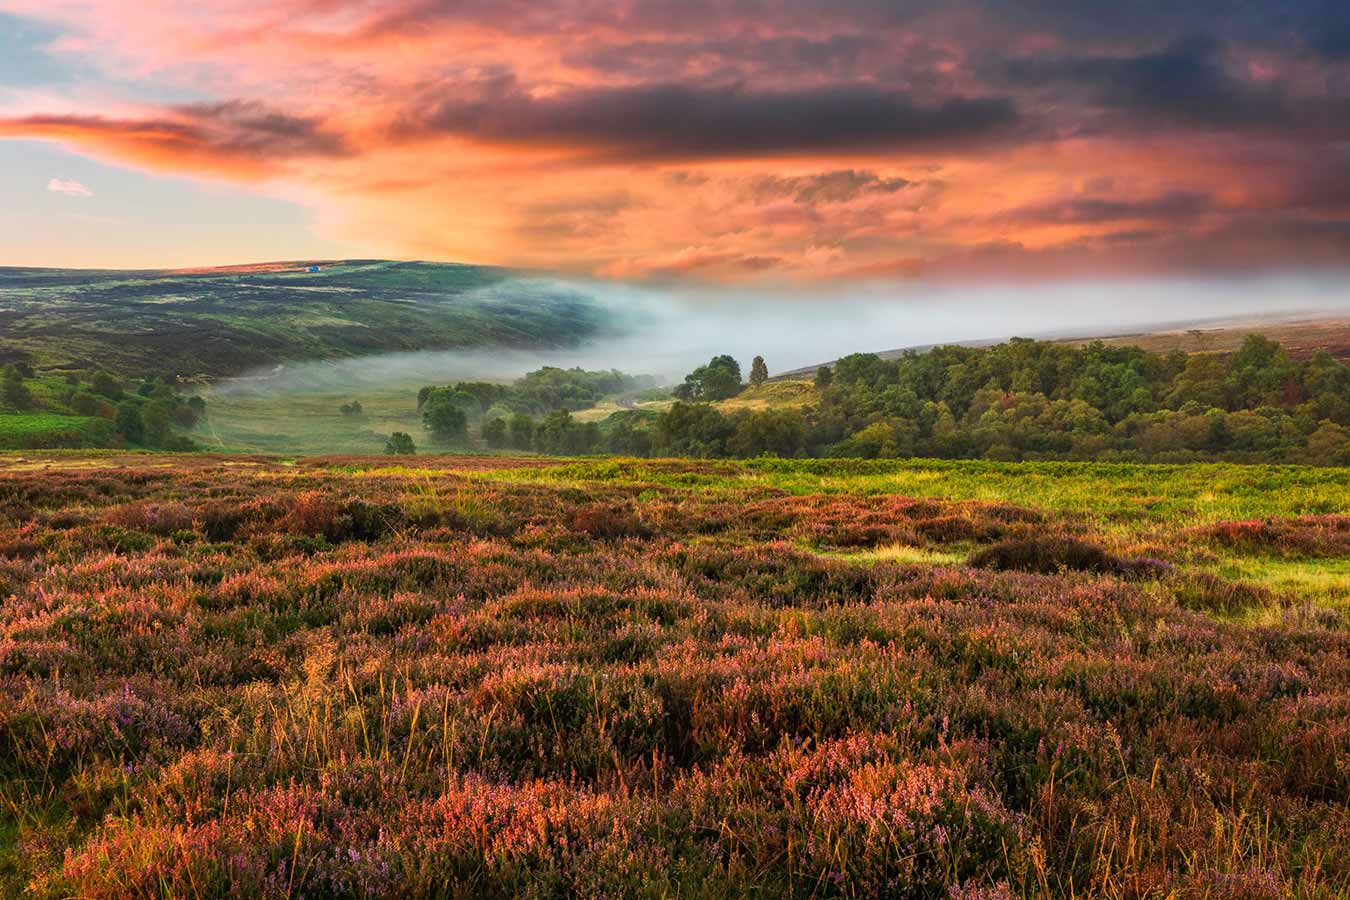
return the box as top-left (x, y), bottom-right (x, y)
top-left (1, 453), bottom-right (1348, 898)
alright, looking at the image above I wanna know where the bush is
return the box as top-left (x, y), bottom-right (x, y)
top-left (569, 503), bottom-right (652, 540)
top-left (968, 537), bottom-right (1165, 577)
top-left (385, 431), bottom-right (416, 455)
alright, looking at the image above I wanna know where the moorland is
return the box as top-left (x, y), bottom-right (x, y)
top-left (0, 452), bottom-right (1347, 897)
top-left (0, 261), bottom-right (618, 378)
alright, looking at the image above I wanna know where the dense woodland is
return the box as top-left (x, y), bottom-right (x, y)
top-left (461, 336), bottom-right (1350, 464)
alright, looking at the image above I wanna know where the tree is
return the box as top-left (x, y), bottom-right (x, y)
top-left (673, 355), bottom-right (743, 402)
top-left (749, 356), bottom-right (769, 387)
top-left (481, 417), bottom-right (508, 448)
top-left (340, 400), bottom-right (364, 416)
top-left (114, 401), bottom-right (144, 444)
top-left (508, 413), bottom-right (535, 450)
top-left (91, 372), bottom-right (122, 400)
top-left (605, 415), bottom-right (654, 456)
top-left (654, 402), bottom-right (735, 457)
top-left (422, 391), bottom-right (469, 442)
top-left (814, 365), bottom-right (833, 389)
top-left (71, 391), bottom-right (103, 417)
top-left (2, 366), bottom-right (33, 410)
top-left (142, 399), bottom-right (175, 447)
top-left (385, 432), bottom-right (416, 455)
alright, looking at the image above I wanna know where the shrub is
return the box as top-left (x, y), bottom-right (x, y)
top-left (384, 432), bottom-right (416, 455)
top-left (967, 537), bottom-right (1163, 577)
top-left (569, 503), bottom-right (652, 540)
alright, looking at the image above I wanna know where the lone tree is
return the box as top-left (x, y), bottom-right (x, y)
top-left (2, 366), bottom-right (33, 410)
top-left (384, 432), bottom-right (416, 455)
top-left (815, 365), bottom-right (834, 389)
top-left (673, 355), bottom-right (743, 402)
top-left (749, 356), bottom-right (769, 387)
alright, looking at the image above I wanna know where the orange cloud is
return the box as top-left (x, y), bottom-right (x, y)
top-left (3, 1), bottom-right (1350, 280)
top-left (0, 102), bottom-right (348, 179)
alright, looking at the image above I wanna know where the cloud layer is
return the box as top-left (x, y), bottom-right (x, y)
top-left (3, 0), bottom-right (1350, 279)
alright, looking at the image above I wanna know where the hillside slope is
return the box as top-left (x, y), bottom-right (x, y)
top-left (0, 260), bottom-right (620, 378)
top-left (780, 314), bottom-right (1350, 378)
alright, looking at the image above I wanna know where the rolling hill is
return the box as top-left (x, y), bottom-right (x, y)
top-left (0, 260), bottom-right (625, 379)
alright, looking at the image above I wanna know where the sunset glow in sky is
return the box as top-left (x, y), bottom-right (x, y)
top-left (3, 1), bottom-right (1350, 281)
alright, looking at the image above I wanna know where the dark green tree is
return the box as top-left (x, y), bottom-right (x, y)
top-left (384, 432), bottom-right (416, 455)
top-left (91, 372), bottom-right (123, 400)
top-left (2, 366), bottom-right (33, 410)
top-left (749, 356), bottom-right (769, 386)
top-left (422, 391), bottom-right (469, 442)
top-left (508, 413), bottom-right (535, 450)
top-left (71, 391), bottom-right (104, 417)
top-left (481, 417), bottom-right (508, 448)
top-left (114, 401), bottom-right (144, 444)
top-left (673, 355), bottom-right (743, 402)
top-left (142, 399), bottom-right (175, 447)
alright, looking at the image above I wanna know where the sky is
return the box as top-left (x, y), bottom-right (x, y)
top-left (2, 1), bottom-right (1350, 282)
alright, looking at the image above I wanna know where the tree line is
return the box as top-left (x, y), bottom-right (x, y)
top-left (656, 337), bottom-right (1350, 463)
top-left (439, 337), bottom-right (1350, 464)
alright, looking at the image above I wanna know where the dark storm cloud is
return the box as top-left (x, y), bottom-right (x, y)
top-left (175, 101), bottom-right (350, 158)
top-left (1305, 6), bottom-right (1350, 60)
top-left (1000, 37), bottom-right (1350, 137)
top-left (561, 33), bottom-right (887, 81)
top-left (396, 80), bottom-right (1023, 158)
top-left (1007, 190), bottom-right (1218, 225)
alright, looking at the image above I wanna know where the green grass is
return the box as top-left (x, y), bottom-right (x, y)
top-left (469, 456), bottom-right (1350, 525)
top-left (835, 542), bottom-right (967, 566)
top-left (1211, 554), bottom-right (1350, 623)
top-left (192, 382), bottom-right (429, 454)
top-left (714, 378), bottom-right (818, 412)
top-left (0, 413), bottom-right (112, 449)
top-left (331, 453), bottom-right (1350, 611)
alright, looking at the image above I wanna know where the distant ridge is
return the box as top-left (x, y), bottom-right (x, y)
top-left (776, 310), bottom-right (1350, 378)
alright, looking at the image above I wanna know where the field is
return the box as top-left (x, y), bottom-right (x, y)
top-left (0, 413), bottom-right (112, 450)
top-left (194, 381), bottom-right (819, 455)
top-left (1, 453), bottom-right (1348, 897)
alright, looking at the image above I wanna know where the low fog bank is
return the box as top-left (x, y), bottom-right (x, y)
top-left (215, 271), bottom-right (1350, 397)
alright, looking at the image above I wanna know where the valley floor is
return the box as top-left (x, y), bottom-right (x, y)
top-left (1, 454), bottom-right (1347, 897)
